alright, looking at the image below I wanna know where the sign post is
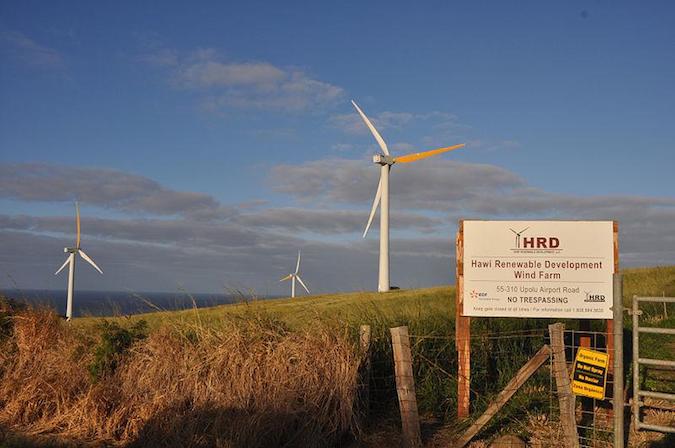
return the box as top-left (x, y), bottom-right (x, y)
top-left (455, 224), bottom-right (470, 418)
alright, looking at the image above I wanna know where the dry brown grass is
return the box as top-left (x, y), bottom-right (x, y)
top-left (0, 307), bottom-right (365, 447)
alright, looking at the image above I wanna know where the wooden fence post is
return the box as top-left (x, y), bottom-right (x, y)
top-left (390, 326), bottom-right (422, 448)
top-left (359, 324), bottom-right (372, 418)
top-left (455, 222), bottom-right (471, 419)
top-left (549, 323), bottom-right (580, 448)
top-left (453, 345), bottom-right (552, 448)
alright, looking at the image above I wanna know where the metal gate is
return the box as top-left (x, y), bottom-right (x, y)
top-left (631, 295), bottom-right (675, 434)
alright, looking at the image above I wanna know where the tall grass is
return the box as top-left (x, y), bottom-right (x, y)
top-left (0, 307), bottom-right (364, 447)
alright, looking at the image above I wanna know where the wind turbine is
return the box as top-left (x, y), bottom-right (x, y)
top-left (352, 100), bottom-right (465, 292)
top-left (279, 250), bottom-right (310, 298)
top-left (509, 226), bottom-right (529, 248)
top-left (54, 202), bottom-right (103, 320)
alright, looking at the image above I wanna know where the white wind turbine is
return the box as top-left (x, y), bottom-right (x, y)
top-left (279, 250), bottom-right (310, 298)
top-left (54, 202), bottom-right (103, 320)
top-left (352, 100), bottom-right (465, 292)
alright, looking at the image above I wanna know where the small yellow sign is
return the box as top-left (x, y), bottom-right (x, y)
top-left (571, 347), bottom-right (609, 399)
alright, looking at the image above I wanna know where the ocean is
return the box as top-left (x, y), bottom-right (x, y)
top-left (0, 289), bottom-right (277, 318)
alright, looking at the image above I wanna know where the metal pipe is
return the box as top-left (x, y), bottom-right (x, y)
top-left (613, 273), bottom-right (624, 448)
top-left (635, 296), bottom-right (675, 303)
top-left (638, 327), bottom-right (675, 335)
top-left (637, 422), bottom-right (675, 434)
top-left (632, 295), bottom-right (640, 433)
top-left (638, 358), bottom-right (675, 368)
top-left (638, 390), bottom-right (675, 401)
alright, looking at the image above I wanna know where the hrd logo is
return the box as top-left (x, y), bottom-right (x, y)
top-left (584, 292), bottom-right (606, 303)
top-left (522, 237), bottom-right (560, 249)
top-left (509, 226), bottom-right (562, 253)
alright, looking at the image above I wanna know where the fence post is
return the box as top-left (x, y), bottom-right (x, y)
top-left (390, 326), bottom-right (422, 448)
top-left (455, 223), bottom-right (471, 419)
top-left (359, 324), bottom-right (372, 418)
top-left (613, 274), bottom-right (624, 448)
top-left (549, 323), bottom-right (580, 448)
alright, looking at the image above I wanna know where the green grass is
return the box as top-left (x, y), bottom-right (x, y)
top-left (76, 285), bottom-right (457, 331)
top-left (76, 265), bottom-right (675, 333)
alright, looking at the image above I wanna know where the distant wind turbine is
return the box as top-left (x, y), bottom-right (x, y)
top-left (279, 250), bottom-right (310, 298)
top-left (352, 100), bottom-right (465, 292)
top-left (54, 202), bottom-right (103, 320)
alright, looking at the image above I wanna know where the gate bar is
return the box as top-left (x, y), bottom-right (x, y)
top-left (637, 423), bottom-right (675, 434)
top-left (638, 390), bottom-right (675, 401)
top-left (638, 327), bottom-right (675, 335)
top-left (636, 297), bottom-right (675, 303)
top-left (638, 358), bottom-right (675, 368)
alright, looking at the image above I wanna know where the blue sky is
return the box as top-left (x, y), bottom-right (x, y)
top-left (1, 1), bottom-right (674, 295)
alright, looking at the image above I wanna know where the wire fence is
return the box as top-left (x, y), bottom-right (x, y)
top-left (558, 329), bottom-right (616, 448)
top-left (360, 324), bottom-right (621, 446)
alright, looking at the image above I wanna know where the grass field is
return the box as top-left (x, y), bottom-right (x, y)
top-left (2, 265), bottom-right (674, 447)
top-left (77, 265), bottom-right (675, 329)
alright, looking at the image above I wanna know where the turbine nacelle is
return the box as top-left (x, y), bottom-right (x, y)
top-left (373, 154), bottom-right (395, 165)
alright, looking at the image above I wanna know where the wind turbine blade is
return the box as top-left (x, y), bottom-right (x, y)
top-left (519, 226), bottom-right (530, 234)
top-left (351, 100), bottom-right (389, 155)
top-left (296, 275), bottom-right (310, 294)
top-left (394, 143), bottom-right (465, 164)
top-left (295, 250), bottom-right (301, 274)
top-left (363, 175), bottom-right (382, 238)
top-left (75, 201), bottom-right (81, 248)
top-left (279, 274), bottom-right (293, 282)
top-left (510, 228), bottom-right (519, 235)
top-left (78, 249), bottom-right (103, 274)
top-left (55, 254), bottom-right (73, 275)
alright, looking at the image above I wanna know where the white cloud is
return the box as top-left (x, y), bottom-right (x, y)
top-left (144, 47), bottom-right (344, 112)
top-left (330, 110), bottom-right (415, 135)
top-left (2, 161), bottom-right (672, 294)
top-left (0, 31), bottom-right (64, 69)
top-left (0, 163), bottom-right (227, 219)
top-left (173, 60), bottom-right (285, 89)
top-left (332, 143), bottom-right (354, 152)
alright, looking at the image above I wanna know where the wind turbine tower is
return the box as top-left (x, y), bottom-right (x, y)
top-left (352, 100), bottom-right (465, 292)
top-left (54, 202), bottom-right (103, 320)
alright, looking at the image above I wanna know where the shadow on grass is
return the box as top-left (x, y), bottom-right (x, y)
top-left (648, 433), bottom-right (675, 447)
top-left (125, 401), bottom-right (355, 448)
top-left (0, 424), bottom-right (96, 448)
top-left (1, 403), bottom-right (357, 448)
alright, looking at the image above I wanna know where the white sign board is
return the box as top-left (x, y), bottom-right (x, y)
top-left (463, 221), bottom-right (614, 319)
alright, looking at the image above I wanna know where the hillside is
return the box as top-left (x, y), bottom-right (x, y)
top-left (76, 265), bottom-right (675, 330)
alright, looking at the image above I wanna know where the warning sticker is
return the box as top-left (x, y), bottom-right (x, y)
top-left (571, 347), bottom-right (609, 399)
